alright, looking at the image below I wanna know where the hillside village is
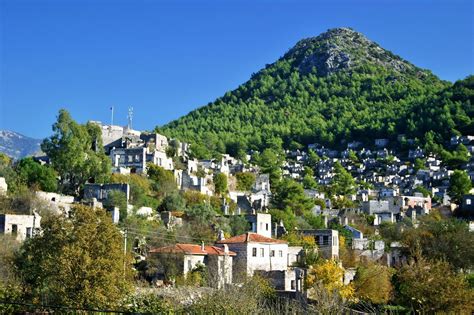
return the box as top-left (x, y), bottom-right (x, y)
top-left (1, 111), bottom-right (473, 312)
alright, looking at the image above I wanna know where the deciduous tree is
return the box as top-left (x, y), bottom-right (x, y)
top-left (14, 205), bottom-right (132, 308)
top-left (41, 110), bottom-right (110, 195)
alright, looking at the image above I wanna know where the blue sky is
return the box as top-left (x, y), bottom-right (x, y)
top-left (1, 0), bottom-right (473, 139)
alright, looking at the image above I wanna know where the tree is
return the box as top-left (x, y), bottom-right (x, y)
top-left (332, 162), bottom-right (355, 196)
top-left (306, 259), bottom-right (354, 301)
top-left (229, 215), bottom-right (250, 236)
top-left (302, 174), bottom-right (318, 189)
top-left (395, 257), bottom-right (473, 313)
top-left (353, 263), bottom-right (393, 305)
top-left (161, 192), bottom-right (185, 212)
top-left (213, 173), bottom-right (228, 196)
top-left (146, 164), bottom-right (177, 196)
top-left (110, 173), bottom-right (157, 208)
top-left (15, 157), bottom-right (58, 192)
top-left (41, 110), bottom-right (110, 195)
top-left (103, 190), bottom-right (128, 221)
top-left (272, 178), bottom-right (314, 215)
top-left (255, 149), bottom-right (283, 184)
top-left (413, 158), bottom-right (426, 171)
top-left (447, 169), bottom-right (472, 204)
top-left (14, 205), bottom-right (132, 308)
top-left (235, 172), bottom-right (256, 191)
top-left (307, 150), bottom-right (320, 169)
top-left (402, 216), bottom-right (474, 270)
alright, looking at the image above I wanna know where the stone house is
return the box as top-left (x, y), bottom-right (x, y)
top-left (149, 243), bottom-right (235, 289)
top-left (215, 233), bottom-right (289, 282)
top-left (246, 213), bottom-right (272, 238)
top-left (83, 183), bottom-right (130, 203)
top-left (0, 213), bottom-right (41, 241)
top-left (36, 191), bottom-right (75, 215)
top-left (299, 229), bottom-right (339, 260)
top-left (0, 177), bottom-right (7, 195)
top-left (361, 200), bottom-right (391, 215)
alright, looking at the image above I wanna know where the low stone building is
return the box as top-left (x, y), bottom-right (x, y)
top-left (83, 183), bottom-right (130, 203)
top-left (216, 232), bottom-right (288, 281)
top-left (0, 177), bottom-right (7, 195)
top-left (0, 213), bottom-right (41, 241)
top-left (299, 229), bottom-right (339, 260)
top-left (149, 243), bottom-right (235, 289)
top-left (36, 191), bottom-right (75, 214)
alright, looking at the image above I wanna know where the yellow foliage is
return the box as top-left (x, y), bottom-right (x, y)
top-left (354, 263), bottom-right (394, 304)
top-left (339, 235), bottom-right (346, 248)
top-left (282, 232), bottom-right (316, 247)
top-left (302, 235), bottom-right (316, 247)
top-left (306, 260), bottom-right (354, 300)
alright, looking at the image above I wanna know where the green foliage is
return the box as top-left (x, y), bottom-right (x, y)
top-left (303, 213), bottom-right (326, 229)
top-left (272, 178), bottom-right (314, 215)
top-left (146, 164), bottom-right (177, 196)
top-left (158, 38), bottom-right (473, 159)
top-left (254, 149), bottom-right (283, 184)
top-left (413, 158), bottom-right (426, 171)
top-left (186, 276), bottom-right (276, 313)
top-left (447, 169), bottom-right (472, 204)
top-left (353, 263), bottom-right (394, 305)
top-left (395, 257), bottom-right (474, 312)
top-left (0, 155), bottom-right (26, 194)
top-left (414, 185), bottom-right (431, 198)
top-left (103, 190), bottom-right (128, 220)
top-left (15, 157), bottom-right (58, 192)
top-left (124, 292), bottom-right (172, 314)
top-left (110, 173), bottom-right (157, 208)
top-left (229, 215), bottom-right (250, 236)
top-left (14, 205), bottom-right (132, 308)
top-left (402, 216), bottom-right (474, 270)
top-left (185, 203), bottom-right (216, 224)
top-left (41, 110), bottom-right (111, 195)
top-left (160, 192), bottom-right (185, 212)
top-left (269, 208), bottom-right (296, 232)
top-left (441, 144), bottom-right (470, 169)
top-left (213, 172), bottom-right (228, 196)
top-left (235, 172), bottom-right (256, 191)
top-left (302, 173), bottom-right (318, 189)
top-left (331, 162), bottom-right (356, 196)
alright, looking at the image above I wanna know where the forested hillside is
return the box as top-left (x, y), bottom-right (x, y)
top-left (160, 28), bottom-right (473, 158)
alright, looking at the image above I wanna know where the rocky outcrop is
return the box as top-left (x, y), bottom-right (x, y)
top-left (284, 27), bottom-right (425, 77)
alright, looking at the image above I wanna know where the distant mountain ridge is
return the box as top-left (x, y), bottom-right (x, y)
top-left (160, 27), bottom-right (473, 158)
top-left (0, 130), bottom-right (42, 159)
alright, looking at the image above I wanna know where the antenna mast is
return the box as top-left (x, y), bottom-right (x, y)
top-left (127, 106), bottom-right (134, 129)
top-left (110, 106), bottom-right (114, 126)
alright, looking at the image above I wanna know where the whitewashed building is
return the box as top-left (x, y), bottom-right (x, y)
top-left (0, 213), bottom-right (41, 241)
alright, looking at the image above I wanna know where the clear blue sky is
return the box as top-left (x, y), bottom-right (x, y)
top-left (1, 0), bottom-right (473, 139)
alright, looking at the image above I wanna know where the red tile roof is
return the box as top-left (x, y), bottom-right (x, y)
top-left (149, 243), bottom-right (236, 256)
top-left (215, 232), bottom-right (287, 244)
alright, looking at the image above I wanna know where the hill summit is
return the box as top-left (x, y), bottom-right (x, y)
top-left (161, 28), bottom-right (472, 158)
top-left (285, 27), bottom-right (424, 77)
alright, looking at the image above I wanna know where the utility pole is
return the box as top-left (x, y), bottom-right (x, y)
top-left (123, 229), bottom-right (128, 278)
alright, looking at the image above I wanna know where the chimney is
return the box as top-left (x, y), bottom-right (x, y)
top-left (201, 241), bottom-right (205, 251)
top-left (217, 229), bottom-right (225, 241)
top-left (223, 244), bottom-right (229, 254)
